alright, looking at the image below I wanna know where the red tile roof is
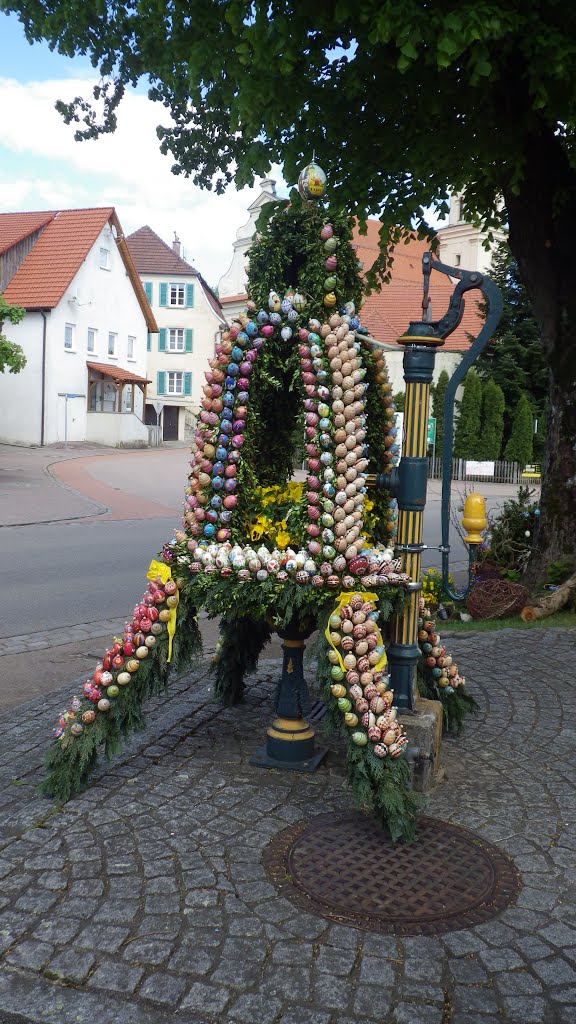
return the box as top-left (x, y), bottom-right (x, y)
top-left (0, 211), bottom-right (55, 255)
top-left (126, 225), bottom-right (199, 276)
top-left (126, 225), bottom-right (224, 322)
top-left (87, 361), bottom-right (151, 384)
top-left (1, 208), bottom-right (157, 333)
top-left (3, 208), bottom-right (113, 308)
top-left (352, 224), bottom-right (482, 352)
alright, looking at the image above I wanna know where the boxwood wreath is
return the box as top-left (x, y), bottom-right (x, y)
top-left (41, 171), bottom-right (473, 839)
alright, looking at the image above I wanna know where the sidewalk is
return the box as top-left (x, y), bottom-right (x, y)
top-left (0, 628), bottom-right (574, 1024)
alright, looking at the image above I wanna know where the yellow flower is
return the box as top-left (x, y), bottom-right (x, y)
top-left (250, 514), bottom-right (271, 540)
top-left (275, 530), bottom-right (291, 549)
top-left (364, 497), bottom-right (375, 512)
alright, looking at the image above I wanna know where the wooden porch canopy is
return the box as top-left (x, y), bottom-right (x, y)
top-left (87, 361), bottom-right (151, 414)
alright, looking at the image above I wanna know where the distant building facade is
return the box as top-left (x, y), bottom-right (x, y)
top-left (127, 227), bottom-right (224, 442)
top-left (0, 208), bottom-right (155, 447)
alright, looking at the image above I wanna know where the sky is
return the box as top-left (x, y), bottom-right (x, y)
top-left (0, 12), bottom-right (286, 289)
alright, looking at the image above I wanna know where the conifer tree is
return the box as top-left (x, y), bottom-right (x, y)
top-left (454, 370), bottom-right (483, 460)
top-left (504, 393), bottom-right (534, 467)
top-left (478, 379), bottom-right (505, 460)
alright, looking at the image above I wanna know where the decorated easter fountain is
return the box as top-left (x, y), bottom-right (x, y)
top-left (42, 164), bottom-right (475, 840)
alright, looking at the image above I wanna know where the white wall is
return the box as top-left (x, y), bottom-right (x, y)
top-left (86, 412), bottom-right (148, 446)
top-left (0, 222), bottom-right (149, 446)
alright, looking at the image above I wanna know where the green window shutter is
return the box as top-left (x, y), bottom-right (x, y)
top-left (144, 281), bottom-right (153, 304)
top-left (147, 332), bottom-right (151, 352)
top-left (184, 372), bottom-right (192, 397)
top-left (157, 371), bottom-right (165, 395)
top-left (158, 328), bottom-right (166, 352)
top-left (185, 329), bottom-right (193, 353)
top-left (186, 283), bottom-right (194, 307)
top-left (159, 282), bottom-right (168, 307)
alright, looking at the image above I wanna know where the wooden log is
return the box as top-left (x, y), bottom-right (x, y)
top-left (520, 571), bottom-right (576, 621)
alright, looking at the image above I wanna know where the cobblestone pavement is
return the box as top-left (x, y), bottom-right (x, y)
top-left (0, 628), bottom-right (575, 1024)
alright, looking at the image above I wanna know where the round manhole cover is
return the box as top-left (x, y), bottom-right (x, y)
top-left (263, 814), bottom-right (521, 935)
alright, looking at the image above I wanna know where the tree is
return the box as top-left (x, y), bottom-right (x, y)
top-left (0, 295), bottom-right (26, 374)
top-left (504, 393), bottom-right (534, 468)
top-left (454, 370), bottom-right (482, 460)
top-left (5, 0), bottom-right (576, 581)
top-left (478, 379), bottom-right (505, 461)
top-left (476, 244), bottom-right (547, 443)
top-left (431, 369), bottom-right (449, 456)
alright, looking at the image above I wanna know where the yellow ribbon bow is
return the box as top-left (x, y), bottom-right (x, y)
top-left (325, 591), bottom-right (387, 674)
top-left (146, 559), bottom-right (178, 663)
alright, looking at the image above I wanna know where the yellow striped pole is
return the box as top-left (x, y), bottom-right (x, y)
top-left (387, 337), bottom-right (442, 710)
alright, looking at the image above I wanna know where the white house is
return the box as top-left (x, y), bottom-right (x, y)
top-left (0, 208), bottom-right (157, 447)
top-left (217, 178), bottom-right (278, 322)
top-left (126, 226), bottom-right (225, 442)
top-left (438, 193), bottom-right (507, 275)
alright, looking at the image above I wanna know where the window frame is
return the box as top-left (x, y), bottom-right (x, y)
top-left (166, 370), bottom-right (184, 395)
top-left (127, 335), bottom-right (136, 360)
top-left (168, 328), bottom-right (185, 352)
top-left (64, 323), bottom-right (75, 351)
top-left (108, 332), bottom-right (117, 357)
top-left (99, 247), bottom-right (111, 270)
top-left (87, 328), bottom-right (97, 354)
top-left (169, 283), bottom-right (186, 307)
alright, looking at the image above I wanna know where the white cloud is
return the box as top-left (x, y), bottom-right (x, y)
top-left (0, 75), bottom-right (288, 284)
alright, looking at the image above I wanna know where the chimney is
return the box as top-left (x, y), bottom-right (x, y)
top-left (172, 232), bottom-right (181, 256)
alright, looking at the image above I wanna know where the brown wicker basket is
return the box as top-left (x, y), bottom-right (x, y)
top-left (466, 579), bottom-right (529, 620)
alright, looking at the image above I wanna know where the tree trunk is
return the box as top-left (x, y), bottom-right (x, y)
top-left (504, 129), bottom-right (576, 590)
top-left (520, 571), bottom-right (576, 621)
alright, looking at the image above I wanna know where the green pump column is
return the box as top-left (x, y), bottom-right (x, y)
top-left (387, 339), bottom-right (441, 710)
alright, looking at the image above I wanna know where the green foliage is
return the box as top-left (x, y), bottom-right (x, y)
top-left (544, 558), bottom-right (575, 586)
top-left (0, 294), bottom-right (26, 374)
top-left (213, 618), bottom-right (272, 705)
top-left (248, 196), bottom-right (362, 321)
top-left (393, 391), bottom-right (405, 412)
top-left (504, 393), bottom-right (534, 467)
top-left (416, 668), bottom-right (479, 735)
top-left (431, 369), bottom-right (449, 455)
top-left (480, 486), bottom-right (540, 576)
top-left (476, 244), bottom-right (547, 443)
top-left (454, 370), bottom-right (482, 459)
top-left (40, 600), bottom-right (203, 802)
top-left (478, 378), bottom-right (505, 460)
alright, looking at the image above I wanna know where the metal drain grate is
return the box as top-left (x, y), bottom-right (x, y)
top-left (263, 813), bottom-right (521, 936)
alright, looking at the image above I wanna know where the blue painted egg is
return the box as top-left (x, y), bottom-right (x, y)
top-left (206, 509), bottom-right (218, 524)
top-left (288, 309), bottom-right (298, 322)
top-left (221, 408), bottom-right (233, 421)
top-left (281, 298), bottom-right (292, 313)
top-left (231, 346), bottom-right (243, 362)
top-left (222, 393), bottom-right (235, 407)
top-left (210, 495), bottom-right (223, 509)
top-left (323, 483), bottom-right (335, 497)
top-left (203, 524), bottom-right (216, 537)
top-left (320, 433), bottom-right (332, 449)
top-left (212, 477), bottom-right (224, 491)
top-left (224, 377), bottom-right (237, 390)
top-left (257, 310), bottom-right (269, 324)
top-left (246, 321), bottom-right (258, 336)
top-left (216, 446), bottom-right (227, 460)
top-left (308, 332), bottom-right (320, 344)
top-left (227, 363), bottom-right (239, 376)
top-left (212, 462), bottom-right (224, 475)
top-left (237, 331), bottom-right (249, 344)
top-left (270, 312), bottom-right (282, 325)
top-left (319, 418), bottom-right (331, 431)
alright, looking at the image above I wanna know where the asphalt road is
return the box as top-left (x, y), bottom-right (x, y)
top-left (0, 480), bottom-right (522, 639)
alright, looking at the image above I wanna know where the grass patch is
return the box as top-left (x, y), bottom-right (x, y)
top-left (441, 610), bottom-right (576, 634)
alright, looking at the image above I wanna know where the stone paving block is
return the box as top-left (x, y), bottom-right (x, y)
top-left (533, 955), bottom-right (576, 986)
top-left (220, 936), bottom-right (268, 962)
top-left (226, 991), bottom-right (282, 1024)
top-left (540, 921), bottom-right (576, 947)
top-left (476, 946), bottom-right (525, 970)
top-left (277, 1010), bottom-right (332, 1024)
top-left (312, 973), bottom-right (351, 1010)
top-left (315, 943), bottom-right (357, 976)
top-left (391, 1003), bottom-right (444, 1024)
top-left (167, 942), bottom-right (217, 976)
top-left (501, 996), bottom-right (547, 1022)
top-left (76, 923), bottom-right (131, 953)
top-left (45, 948), bottom-right (97, 984)
top-left (260, 964), bottom-right (311, 1002)
top-left (452, 984), bottom-right (500, 1015)
top-left (353, 983), bottom-right (393, 1017)
top-left (494, 969), bottom-right (544, 995)
top-left (180, 980), bottom-right (232, 1015)
top-left (122, 938), bottom-right (175, 967)
top-left (358, 955), bottom-right (395, 986)
top-left (88, 960), bottom-right (145, 994)
top-left (33, 917), bottom-right (83, 945)
top-left (138, 971), bottom-right (188, 1006)
top-left (210, 958), bottom-right (263, 989)
top-left (447, 958), bottom-right (488, 984)
top-left (5, 939), bottom-right (55, 970)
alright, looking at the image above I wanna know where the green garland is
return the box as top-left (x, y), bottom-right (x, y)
top-left (249, 194), bottom-right (363, 321)
top-left (41, 598), bottom-right (202, 802)
top-left (416, 603), bottom-right (479, 734)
